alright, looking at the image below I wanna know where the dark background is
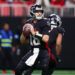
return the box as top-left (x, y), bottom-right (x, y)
top-left (0, 17), bottom-right (75, 69)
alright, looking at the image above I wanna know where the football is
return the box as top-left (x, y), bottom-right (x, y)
top-left (23, 25), bottom-right (31, 36)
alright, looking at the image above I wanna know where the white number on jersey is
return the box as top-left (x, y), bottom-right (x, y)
top-left (30, 34), bottom-right (40, 46)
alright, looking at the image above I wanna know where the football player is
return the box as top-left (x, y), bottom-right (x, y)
top-left (15, 4), bottom-right (50, 75)
top-left (30, 14), bottom-right (65, 75)
top-left (42, 14), bottom-right (65, 75)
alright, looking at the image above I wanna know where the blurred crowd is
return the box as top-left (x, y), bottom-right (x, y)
top-left (0, 0), bottom-right (35, 3)
top-left (0, 0), bottom-right (75, 7)
top-left (0, 0), bottom-right (75, 17)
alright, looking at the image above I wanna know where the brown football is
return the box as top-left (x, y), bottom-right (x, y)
top-left (23, 26), bottom-right (31, 36)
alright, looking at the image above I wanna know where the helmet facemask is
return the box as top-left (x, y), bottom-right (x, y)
top-left (34, 10), bottom-right (44, 20)
top-left (30, 4), bottom-right (44, 20)
top-left (48, 14), bottom-right (62, 28)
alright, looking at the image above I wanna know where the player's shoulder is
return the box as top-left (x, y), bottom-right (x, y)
top-left (39, 18), bottom-right (50, 27)
top-left (39, 18), bottom-right (47, 22)
top-left (56, 27), bottom-right (65, 34)
top-left (57, 27), bottom-right (65, 32)
top-left (26, 18), bottom-right (33, 24)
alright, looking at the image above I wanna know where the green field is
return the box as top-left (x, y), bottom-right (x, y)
top-left (0, 70), bottom-right (75, 75)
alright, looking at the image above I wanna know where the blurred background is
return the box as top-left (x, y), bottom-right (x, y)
top-left (0, 0), bottom-right (75, 75)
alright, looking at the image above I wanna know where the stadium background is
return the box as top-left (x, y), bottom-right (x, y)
top-left (0, 0), bottom-right (75, 75)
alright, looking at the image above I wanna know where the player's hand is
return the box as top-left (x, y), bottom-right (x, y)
top-left (56, 55), bottom-right (62, 63)
top-left (23, 24), bottom-right (32, 31)
top-left (29, 25), bottom-right (35, 36)
top-left (23, 24), bottom-right (35, 36)
top-left (25, 24), bottom-right (35, 36)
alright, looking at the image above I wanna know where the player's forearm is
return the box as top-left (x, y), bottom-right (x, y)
top-left (20, 33), bottom-right (29, 44)
top-left (20, 33), bottom-right (26, 44)
top-left (30, 25), bottom-right (50, 42)
top-left (56, 44), bottom-right (62, 56)
top-left (32, 32), bottom-right (49, 43)
top-left (56, 34), bottom-right (62, 56)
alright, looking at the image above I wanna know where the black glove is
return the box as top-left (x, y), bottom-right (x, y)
top-left (56, 56), bottom-right (62, 63)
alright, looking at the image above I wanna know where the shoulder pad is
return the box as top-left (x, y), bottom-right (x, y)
top-left (57, 27), bottom-right (65, 34)
top-left (26, 18), bottom-right (33, 24)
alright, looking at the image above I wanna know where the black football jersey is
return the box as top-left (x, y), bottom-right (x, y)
top-left (49, 27), bottom-right (65, 44)
top-left (48, 27), bottom-right (65, 56)
top-left (26, 18), bottom-right (50, 49)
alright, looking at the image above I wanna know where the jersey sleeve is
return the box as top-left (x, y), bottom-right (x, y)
top-left (41, 20), bottom-right (50, 35)
top-left (57, 27), bottom-right (65, 34)
top-left (49, 27), bottom-right (65, 44)
top-left (25, 18), bottom-right (33, 24)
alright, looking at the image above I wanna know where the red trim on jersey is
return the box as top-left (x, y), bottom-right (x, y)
top-left (49, 28), bottom-right (54, 32)
top-left (34, 28), bottom-right (40, 33)
top-left (34, 28), bottom-right (37, 31)
top-left (46, 42), bottom-right (57, 63)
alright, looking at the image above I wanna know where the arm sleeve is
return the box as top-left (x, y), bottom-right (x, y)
top-left (57, 27), bottom-right (65, 35)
